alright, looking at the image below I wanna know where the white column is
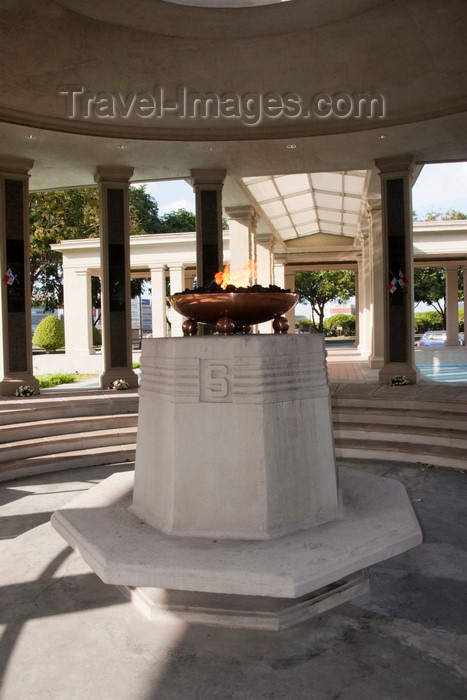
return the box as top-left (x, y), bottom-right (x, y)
top-left (62, 267), bottom-right (95, 355)
top-left (356, 227), bottom-right (372, 360)
top-left (225, 206), bottom-right (257, 280)
top-left (284, 269), bottom-right (296, 332)
top-left (273, 260), bottom-right (285, 288)
top-left (463, 264), bottom-right (467, 346)
top-left (445, 263), bottom-right (460, 345)
top-left (256, 232), bottom-right (274, 287)
top-left (169, 265), bottom-right (186, 337)
top-left (255, 233), bottom-right (275, 333)
top-left (150, 266), bottom-right (167, 338)
top-left (368, 199), bottom-right (385, 369)
top-left (353, 268), bottom-right (359, 348)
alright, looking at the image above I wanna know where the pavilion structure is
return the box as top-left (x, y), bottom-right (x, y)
top-left (0, 0), bottom-right (466, 393)
top-left (49, 218), bottom-right (467, 376)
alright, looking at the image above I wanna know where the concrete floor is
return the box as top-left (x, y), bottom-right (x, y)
top-left (1, 459), bottom-right (466, 699)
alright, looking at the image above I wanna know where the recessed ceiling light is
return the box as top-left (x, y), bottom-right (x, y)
top-left (376, 135), bottom-right (386, 140)
top-left (286, 144), bottom-right (297, 149)
top-left (117, 144), bottom-right (128, 149)
top-left (162, 0), bottom-right (292, 6)
top-left (25, 134), bottom-right (37, 141)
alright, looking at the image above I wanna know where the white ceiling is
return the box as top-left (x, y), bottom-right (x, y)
top-left (242, 171), bottom-right (367, 241)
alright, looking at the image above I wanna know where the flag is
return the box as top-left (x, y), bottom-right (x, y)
top-left (2, 268), bottom-right (15, 286)
top-left (387, 269), bottom-right (407, 294)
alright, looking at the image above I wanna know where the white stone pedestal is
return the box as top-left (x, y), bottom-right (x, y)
top-left (52, 334), bottom-right (422, 629)
top-left (132, 335), bottom-right (338, 539)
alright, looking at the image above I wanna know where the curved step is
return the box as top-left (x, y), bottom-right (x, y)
top-left (0, 426), bottom-right (137, 462)
top-left (334, 423), bottom-right (467, 449)
top-left (1, 387), bottom-right (466, 483)
top-left (0, 443), bottom-right (136, 482)
top-left (0, 392), bottom-right (138, 424)
top-left (334, 439), bottom-right (467, 471)
top-left (0, 392), bottom-right (139, 482)
top-left (331, 392), bottom-right (467, 470)
top-left (0, 413), bottom-right (138, 443)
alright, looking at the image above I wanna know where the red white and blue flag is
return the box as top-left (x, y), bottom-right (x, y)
top-left (387, 269), bottom-right (407, 294)
top-left (2, 268), bottom-right (16, 286)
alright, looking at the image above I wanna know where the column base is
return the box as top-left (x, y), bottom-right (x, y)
top-left (99, 368), bottom-right (139, 389)
top-left (74, 348), bottom-right (96, 355)
top-left (368, 354), bottom-right (384, 369)
top-left (0, 374), bottom-right (40, 396)
top-left (120, 570), bottom-right (370, 631)
top-left (378, 363), bottom-right (420, 385)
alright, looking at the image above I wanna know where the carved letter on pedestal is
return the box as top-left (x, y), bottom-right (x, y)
top-left (200, 360), bottom-right (232, 402)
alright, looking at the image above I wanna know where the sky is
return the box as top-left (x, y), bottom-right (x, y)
top-left (141, 162), bottom-right (467, 221)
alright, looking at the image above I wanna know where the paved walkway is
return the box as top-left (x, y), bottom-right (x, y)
top-left (1, 460), bottom-right (466, 699)
top-left (325, 346), bottom-right (380, 384)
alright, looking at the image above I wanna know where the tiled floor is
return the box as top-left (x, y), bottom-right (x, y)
top-left (325, 346), bottom-right (380, 384)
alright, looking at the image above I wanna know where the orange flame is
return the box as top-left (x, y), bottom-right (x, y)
top-left (214, 261), bottom-right (258, 289)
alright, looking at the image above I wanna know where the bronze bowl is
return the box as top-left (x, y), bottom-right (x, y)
top-left (170, 291), bottom-right (298, 328)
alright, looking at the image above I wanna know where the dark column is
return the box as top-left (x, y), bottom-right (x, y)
top-left (94, 166), bottom-right (138, 389)
top-left (191, 169), bottom-right (226, 287)
top-left (0, 158), bottom-right (39, 395)
top-left (376, 156), bottom-right (419, 384)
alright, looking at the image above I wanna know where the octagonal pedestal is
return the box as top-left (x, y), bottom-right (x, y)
top-left (52, 334), bottom-right (422, 629)
top-left (132, 335), bottom-right (339, 540)
top-left (52, 467), bottom-right (421, 629)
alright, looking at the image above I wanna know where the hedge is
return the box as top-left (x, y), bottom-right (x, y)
top-left (32, 316), bottom-right (65, 353)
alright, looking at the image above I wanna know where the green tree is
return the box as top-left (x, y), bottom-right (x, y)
top-left (414, 267), bottom-right (464, 327)
top-left (29, 185), bottom-right (162, 310)
top-left (32, 316), bottom-right (65, 353)
top-left (160, 208), bottom-right (196, 232)
top-left (413, 267), bottom-right (446, 323)
top-left (294, 271), bottom-right (355, 334)
top-left (129, 185), bottom-right (163, 233)
top-left (324, 313), bottom-right (356, 337)
top-left (413, 310), bottom-right (444, 333)
top-left (424, 209), bottom-right (467, 221)
top-left (29, 188), bottom-right (100, 311)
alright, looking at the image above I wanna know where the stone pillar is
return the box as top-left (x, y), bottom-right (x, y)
top-left (169, 265), bottom-right (186, 337)
top-left (150, 265), bottom-right (167, 338)
top-left (463, 264), bottom-right (467, 346)
top-left (225, 205), bottom-right (257, 279)
top-left (284, 269), bottom-right (296, 332)
top-left (444, 263), bottom-right (460, 345)
top-left (355, 228), bottom-right (371, 360)
top-left (191, 169), bottom-right (226, 287)
top-left (62, 267), bottom-right (95, 355)
top-left (274, 260), bottom-right (285, 288)
top-left (0, 158), bottom-right (39, 396)
top-left (368, 199), bottom-right (385, 369)
top-left (376, 156), bottom-right (418, 384)
top-left (255, 232), bottom-right (275, 333)
top-left (353, 268), bottom-right (360, 348)
top-left (94, 166), bottom-right (138, 389)
top-left (256, 232), bottom-right (274, 287)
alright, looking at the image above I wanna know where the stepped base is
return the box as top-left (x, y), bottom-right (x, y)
top-left (120, 570), bottom-right (370, 631)
top-left (52, 466), bottom-right (422, 628)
